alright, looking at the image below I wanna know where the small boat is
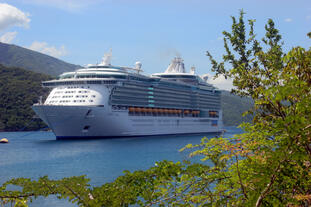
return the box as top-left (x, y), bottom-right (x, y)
top-left (0, 138), bottom-right (9, 143)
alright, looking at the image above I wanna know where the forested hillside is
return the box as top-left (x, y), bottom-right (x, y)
top-left (221, 90), bottom-right (253, 126)
top-left (0, 42), bottom-right (80, 76)
top-left (0, 64), bottom-right (51, 131)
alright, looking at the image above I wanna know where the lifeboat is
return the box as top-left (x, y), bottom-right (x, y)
top-left (135, 108), bottom-right (142, 113)
top-left (152, 108), bottom-right (158, 113)
top-left (158, 109), bottom-right (164, 113)
top-left (147, 108), bottom-right (153, 113)
top-left (184, 110), bottom-right (189, 114)
top-left (129, 107), bottom-right (135, 113)
top-left (209, 111), bottom-right (217, 117)
top-left (142, 108), bottom-right (148, 113)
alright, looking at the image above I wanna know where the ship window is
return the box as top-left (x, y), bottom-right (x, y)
top-left (59, 74), bottom-right (74, 79)
top-left (77, 74), bottom-right (126, 79)
top-left (158, 75), bottom-right (196, 79)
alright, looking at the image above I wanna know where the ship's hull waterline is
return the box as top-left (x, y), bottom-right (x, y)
top-left (33, 105), bottom-right (224, 140)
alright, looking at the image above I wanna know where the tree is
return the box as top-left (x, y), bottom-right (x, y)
top-left (1, 11), bottom-right (310, 207)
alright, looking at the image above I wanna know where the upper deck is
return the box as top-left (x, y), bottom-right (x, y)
top-left (42, 55), bottom-right (216, 92)
top-left (41, 54), bottom-right (221, 110)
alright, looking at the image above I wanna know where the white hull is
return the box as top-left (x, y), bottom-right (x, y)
top-left (33, 105), bottom-right (224, 139)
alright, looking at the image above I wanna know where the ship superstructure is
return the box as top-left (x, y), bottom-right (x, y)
top-left (32, 53), bottom-right (223, 139)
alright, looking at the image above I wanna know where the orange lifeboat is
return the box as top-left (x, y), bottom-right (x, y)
top-left (129, 107), bottom-right (135, 113)
top-left (159, 109), bottom-right (164, 113)
top-left (147, 108), bottom-right (153, 113)
top-left (184, 110), bottom-right (189, 114)
top-left (136, 107), bottom-right (142, 113)
top-left (152, 108), bottom-right (158, 113)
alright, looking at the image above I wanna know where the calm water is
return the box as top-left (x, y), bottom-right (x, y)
top-left (0, 127), bottom-right (241, 206)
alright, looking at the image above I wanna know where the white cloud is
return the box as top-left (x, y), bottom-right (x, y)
top-left (206, 74), bottom-right (234, 91)
top-left (0, 3), bottom-right (30, 31)
top-left (0, 31), bottom-right (17, 43)
top-left (284, 18), bottom-right (292, 22)
top-left (21, 0), bottom-right (101, 12)
top-left (28, 41), bottom-right (67, 58)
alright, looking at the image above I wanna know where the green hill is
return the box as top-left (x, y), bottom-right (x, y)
top-left (0, 64), bottom-right (51, 131)
top-left (221, 90), bottom-right (253, 126)
top-left (0, 42), bottom-right (79, 76)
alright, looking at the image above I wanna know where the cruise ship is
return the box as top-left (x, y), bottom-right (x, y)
top-left (32, 53), bottom-right (223, 139)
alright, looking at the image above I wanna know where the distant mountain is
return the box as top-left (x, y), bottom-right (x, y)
top-left (0, 42), bottom-right (80, 76)
top-left (221, 90), bottom-right (254, 126)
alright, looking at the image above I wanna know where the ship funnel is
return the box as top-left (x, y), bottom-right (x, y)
top-left (165, 57), bottom-right (186, 73)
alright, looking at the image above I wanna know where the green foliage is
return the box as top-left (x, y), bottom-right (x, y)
top-left (1, 11), bottom-right (310, 207)
top-left (0, 64), bottom-right (51, 131)
top-left (205, 10), bottom-right (311, 206)
top-left (0, 176), bottom-right (92, 207)
top-left (0, 42), bottom-right (79, 76)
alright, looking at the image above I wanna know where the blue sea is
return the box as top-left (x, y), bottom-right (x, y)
top-left (0, 127), bottom-right (241, 206)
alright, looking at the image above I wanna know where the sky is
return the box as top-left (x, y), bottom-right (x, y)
top-left (0, 0), bottom-right (310, 90)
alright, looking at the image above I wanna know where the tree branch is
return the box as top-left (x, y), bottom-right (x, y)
top-left (235, 155), bottom-right (248, 200)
